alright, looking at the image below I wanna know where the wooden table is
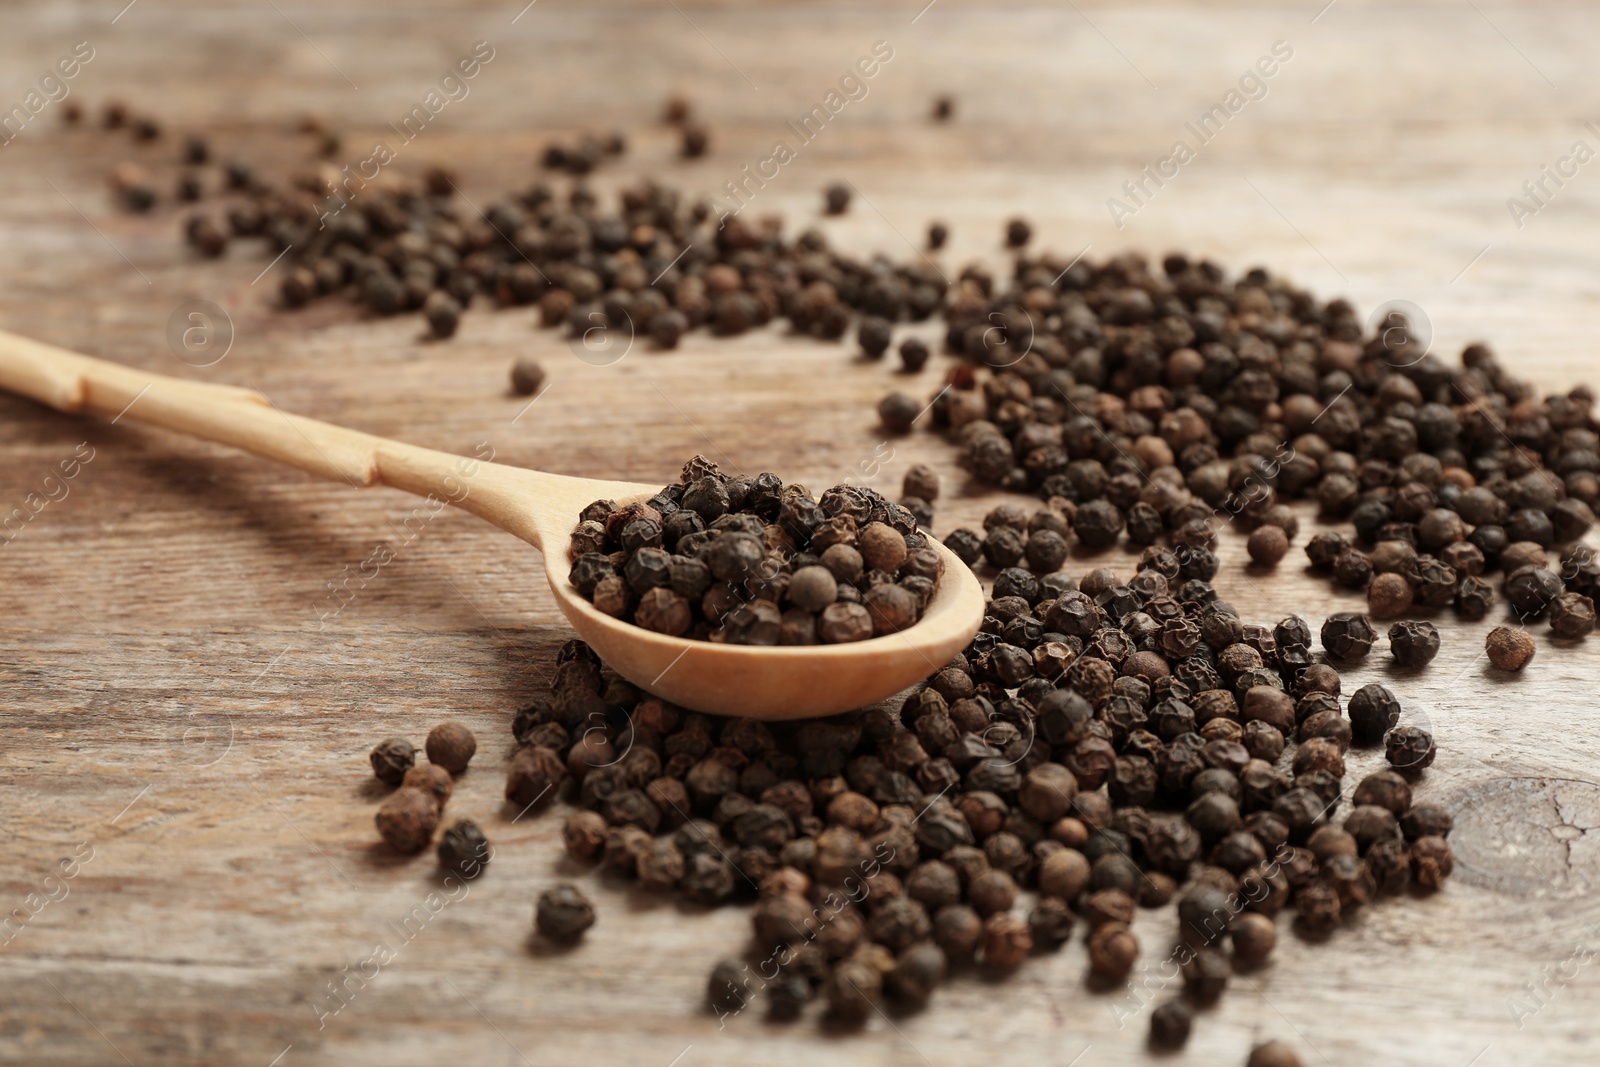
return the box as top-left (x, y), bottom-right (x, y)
top-left (4, 2), bottom-right (1600, 1064)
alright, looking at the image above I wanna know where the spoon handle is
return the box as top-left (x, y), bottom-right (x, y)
top-left (0, 328), bottom-right (551, 546)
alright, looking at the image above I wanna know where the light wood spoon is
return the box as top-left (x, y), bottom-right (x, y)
top-left (0, 330), bottom-right (985, 719)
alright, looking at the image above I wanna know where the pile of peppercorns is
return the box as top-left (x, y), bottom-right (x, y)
top-left (507, 526), bottom-right (1453, 1055)
top-left (569, 457), bottom-right (942, 644)
top-left (127, 122), bottom-right (950, 344)
top-left (896, 252), bottom-right (1597, 659)
top-left (369, 721), bottom-right (491, 879)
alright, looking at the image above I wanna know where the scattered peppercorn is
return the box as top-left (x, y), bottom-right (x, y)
top-left (1247, 1041), bottom-right (1305, 1067)
top-left (510, 358), bottom-right (546, 397)
top-left (536, 883), bottom-right (596, 940)
top-left (1149, 998), bottom-right (1193, 1048)
top-left (423, 291), bottom-right (463, 338)
top-left (437, 818), bottom-right (491, 879)
top-left (1247, 525), bottom-right (1289, 567)
top-left (1347, 683), bottom-right (1402, 746)
top-left (369, 737), bottom-right (415, 786)
top-left (109, 162), bottom-right (156, 212)
top-left (1367, 573), bottom-right (1414, 619)
top-left (375, 787), bottom-right (440, 853)
top-left (403, 763), bottom-right (453, 807)
top-left (1320, 613), bottom-right (1376, 660)
top-left (899, 337), bottom-right (931, 373)
top-left (823, 182), bottom-right (851, 215)
top-left (681, 124), bottom-right (709, 158)
top-left (879, 392), bottom-right (922, 433)
top-left (426, 720), bottom-right (477, 774)
top-left (1486, 625), bottom-right (1536, 671)
top-left (1549, 592), bottom-right (1597, 640)
top-left (1387, 621), bottom-right (1441, 670)
top-left (1087, 922), bottom-right (1138, 981)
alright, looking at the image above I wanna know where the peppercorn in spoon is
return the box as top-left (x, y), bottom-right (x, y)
top-left (0, 331), bottom-right (984, 718)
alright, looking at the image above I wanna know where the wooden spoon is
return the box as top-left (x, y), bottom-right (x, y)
top-left (0, 330), bottom-right (985, 719)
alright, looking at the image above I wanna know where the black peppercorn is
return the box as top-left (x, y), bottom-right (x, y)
top-left (1347, 683), bottom-right (1402, 746)
top-left (536, 883), bottom-right (596, 940)
top-left (1321, 613), bottom-right (1377, 659)
top-left (1550, 592), bottom-right (1597, 639)
top-left (1387, 620), bottom-right (1441, 669)
top-left (437, 818), bottom-right (490, 879)
top-left (1149, 998), bottom-right (1193, 1048)
top-left (879, 392), bottom-right (922, 433)
top-left (370, 737), bottom-right (415, 786)
top-left (899, 337), bottom-right (931, 373)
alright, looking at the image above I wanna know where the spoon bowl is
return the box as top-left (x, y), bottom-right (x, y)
top-left (0, 330), bottom-right (986, 719)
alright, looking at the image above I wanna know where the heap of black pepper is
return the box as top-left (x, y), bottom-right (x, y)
top-left (569, 456), bottom-right (942, 644)
top-left (110, 112), bottom-right (1600, 656)
top-left (509, 542), bottom-right (1454, 1044)
top-left (914, 252), bottom-right (1597, 647)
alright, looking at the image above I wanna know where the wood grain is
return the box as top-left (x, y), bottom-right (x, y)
top-left (4, 3), bottom-right (1600, 1066)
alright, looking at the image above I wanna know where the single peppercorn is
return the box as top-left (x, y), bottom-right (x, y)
top-left (1247, 525), bottom-right (1289, 567)
top-left (1149, 998), bottom-right (1193, 1049)
top-left (369, 737), bottom-right (415, 786)
top-left (1086, 921), bottom-right (1138, 981)
top-left (1347, 684), bottom-right (1402, 746)
top-left (437, 818), bottom-right (490, 879)
top-left (823, 182), bottom-right (852, 215)
top-left (1229, 911), bottom-right (1277, 966)
top-left (1321, 613), bottom-right (1377, 660)
top-left (563, 810), bottom-right (608, 862)
top-left (375, 787), bottom-right (440, 853)
top-left (1247, 1041), bottom-right (1306, 1067)
top-left (1549, 592), bottom-right (1597, 639)
top-left (1410, 835), bottom-right (1454, 891)
top-left (680, 124), bottom-right (709, 157)
top-left (903, 463), bottom-right (940, 502)
top-left (403, 764), bottom-right (453, 807)
top-left (1486, 625), bottom-right (1536, 671)
top-left (1367, 572), bottom-right (1414, 618)
top-left (1385, 725), bottom-right (1436, 774)
top-left (879, 392), bottom-right (922, 433)
top-left (536, 883), bottom-right (596, 940)
top-left (510, 358), bottom-right (546, 396)
top-left (899, 337), bottom-right (931, 373)
top-left (1387, 620), bottom-right (1441, 669)
top-left (426, 721), bottom-right (477, 774)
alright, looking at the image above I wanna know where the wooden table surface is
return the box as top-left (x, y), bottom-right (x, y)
top-left (4, 2), bottom-right (1600, 1065)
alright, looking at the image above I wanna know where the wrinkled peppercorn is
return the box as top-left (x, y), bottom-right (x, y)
top-left (1387, 621), bottom-right (1440, 669)
top-left (1486, 625), bottom-right (1536, 671)
top-left (536, 883), bottom-right (596, 940)
top-left (1347, 684), bottom-right (1402, 746)
top-left (370, 737), bottom-right (416, 786)
top-left (1321, 613), bottom-right (1377, 660)
top-left (1549, 592), bottom-right (1597, 639)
